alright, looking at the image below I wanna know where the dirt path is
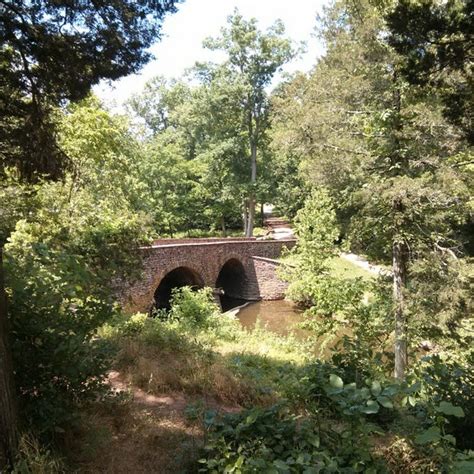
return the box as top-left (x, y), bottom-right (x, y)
top-left (75, 372), bottom-right (239, 473)
top-left (262, 215), bottom-right (294, 240)
top-left (340, 252), bottom-right (389, 276)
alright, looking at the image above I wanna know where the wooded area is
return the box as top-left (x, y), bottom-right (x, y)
top-left (0, 0), bottom-right (472, 472)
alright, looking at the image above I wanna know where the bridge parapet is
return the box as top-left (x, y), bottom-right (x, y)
top-left (151, 237), bottom-right (257, 246)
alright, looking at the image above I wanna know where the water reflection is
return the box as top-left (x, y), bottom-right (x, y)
top-left (234, 300), bottom-right (305, 337)
top-left (220, 295), bottom-right (247, 312)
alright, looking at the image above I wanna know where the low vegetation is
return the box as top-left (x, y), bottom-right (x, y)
top-left (13, 284), bottom-right (472, 472)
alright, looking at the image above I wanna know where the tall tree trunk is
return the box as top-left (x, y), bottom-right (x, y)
top-left (391, 71), bottom-right (408, 381)
top-left (242, 199), bottom-right (248, 235)
top-left (220, 215), bottom-right (227, 237)
top-left (245, 140), bottom-right (257, 238)
top-left (393, 231), bottom-right (408, 380)
top-left (246, 195), bottom-right (255, 237)
top-left (0, 249), bottom-right (18, 470)
top-left (260, 203), bottom-right (265, 227)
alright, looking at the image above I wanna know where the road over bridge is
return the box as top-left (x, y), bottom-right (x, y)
top-left (118, 237), bottom-right (296, 313)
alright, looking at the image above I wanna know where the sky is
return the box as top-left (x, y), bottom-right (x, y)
top-left (94, 0), bottom-right (330, 108)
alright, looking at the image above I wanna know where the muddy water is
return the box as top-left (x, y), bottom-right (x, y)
top-left (234, 300), bottom-right (345, 358)
top-left (235, 300), bottom-right (306, 337)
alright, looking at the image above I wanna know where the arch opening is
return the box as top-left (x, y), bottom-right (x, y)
top-left (154, 266), bottom-right (204, 311)
top-left (216, 258), bottom-right (248, 311)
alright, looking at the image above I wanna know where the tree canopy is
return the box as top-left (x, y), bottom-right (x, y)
top-left (0, 0), bottom-right (177, 180)
top-left (385, 0), bottom-right (473, 143)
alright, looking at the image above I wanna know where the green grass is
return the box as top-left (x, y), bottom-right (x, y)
top-left (327, 255), bottom-right (374, 280)
top-left (101, 308), bottom-right (311, 408)
top-left (280, 254), bottom-right (374, 281)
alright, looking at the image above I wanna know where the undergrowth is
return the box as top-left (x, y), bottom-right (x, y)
top-left (19, 286), bottom-right (472, 473)
top-left (101, 287), bottom-right (311, 408)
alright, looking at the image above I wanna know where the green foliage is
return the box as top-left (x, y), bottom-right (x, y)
top-left (406, 254), bottom-right (473, 348)
top-left (2, 99), bottom-right (150, 437)
top-left (1, 2), bottom-right (472, 470)
top-left (201, 370), bottom-right (434, 472)
top-left (129, 133), bottom-right (201, 235)
top-left (126, 11), bottom-right (297, 236)
top-left (166, 287), bottom-right (221, 330)
top-left (200, 403), bottom-right (382, 473)
top-left (273, 0), bottom-right (472, 384)
top-left (283, 188), bottom-right (340, 305)
top-left (196, 10), bottom-right (297, 236)
top-left (119, 313), bottom-right (149, 337)
top-left (384, 0), bottom-right (473, 143)
top-left (5, 221), bottom-right (115, 434)
top-left (0, 0), bottom-right (177, 180)
top-left (127, 76), bottom-right (192, 135)
top-left (0, 170), bottom-right (40, 246)
top-left (414, 352), bottom-right (474, 450)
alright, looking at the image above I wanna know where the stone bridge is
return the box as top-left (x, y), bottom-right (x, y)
top-left (119, 237), bottom-right (296, 313)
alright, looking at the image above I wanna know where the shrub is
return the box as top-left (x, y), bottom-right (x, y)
top-left (414, 353), bottom-right (474, 450)
top-left (200, 403), bottom-right (384, 472)
top-left (120, 313), bottom-right (148, 336)
top-left (4, 183), bottom-right (148, 437)
top-left (5, 239), bottom-right (115, 435)
top-left (281, 188), bottom-right (340, 307)
top-left (168, 286), bottom-right (221, 329)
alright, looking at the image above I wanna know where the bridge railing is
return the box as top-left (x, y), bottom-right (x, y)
top-left (147, 237), bottom-right (296, 249)
top-left (151, 237), bottom-right (257, 246)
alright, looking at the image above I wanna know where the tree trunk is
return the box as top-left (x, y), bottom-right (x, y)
top-left (0, 249), bottom-right (18, 470)
top-left (391, 72), bottom-right (408, 381)
top-left (246, 194), bottom-right (255, 237)
top-left (260, 203), bottom-right (265, 227)
top-left (245, 140), bottom-right (257, 238)
top-left (393, 238), bottom-right (408, 380)
top-left (220, 215), bottom-right (227, 237)
top-left (242, 200), bottom-right (248, 235)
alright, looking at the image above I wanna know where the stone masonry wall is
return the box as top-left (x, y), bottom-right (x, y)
top-left (251, 256), bottom-right (290, 300)
top-left (119, 239), bottom-right (296, 313)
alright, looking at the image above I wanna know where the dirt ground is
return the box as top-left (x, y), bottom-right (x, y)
top-left (73, 371), bottom-right (238, 474)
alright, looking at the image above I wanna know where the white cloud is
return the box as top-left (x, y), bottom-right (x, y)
top-left (94, 0), bottom-right (329, 107)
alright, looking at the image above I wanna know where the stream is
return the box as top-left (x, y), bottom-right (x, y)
top-left (233, 299), bottom-right (305, 336)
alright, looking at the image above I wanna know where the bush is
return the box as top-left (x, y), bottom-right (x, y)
top-left (167, 286), bottom-right (221, 329)
top-left (5, 240), bottom-right (115, 435)
top-left (281, 188), bottom-right (339, 303)
top-left (200, 403), bottom-right (384, 472)
top-left (4, 182), bottom-right (148, 437)
top-left (415, 353), bottom-right (474, 450)
top-left (120, 313), bottom-right (148, 336)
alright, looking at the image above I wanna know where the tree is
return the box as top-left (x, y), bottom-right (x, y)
top-left (127, 78), bottom-right (227, 234)
top-left (127, 75), bottom-right (192, 136)
top-left (187, 73), bottom-right (250, 234)
top-left (2, 98), bottom-right (150, 440)
top-left (0, 250), bottom-right (17, 469)
top-left (0, 2), bottom-right (178, 465)
top-left (273, 0), bottom-right (471, 380)
top-left (0, 0), bottom-right (177, 180)
top-left (130, 133), bottom-right (201, 236)
top-left (283, 189), bottom-right (340, 306)
top-left (199, 11), bottom-right (295, 236)
top-left (384, 0), bottom-right (473, 144)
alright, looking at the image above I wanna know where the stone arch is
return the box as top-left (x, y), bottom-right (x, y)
top-left (216, 258), bottom-right (248, 311)
top-left (154, 266), bottom-right (204, 310)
